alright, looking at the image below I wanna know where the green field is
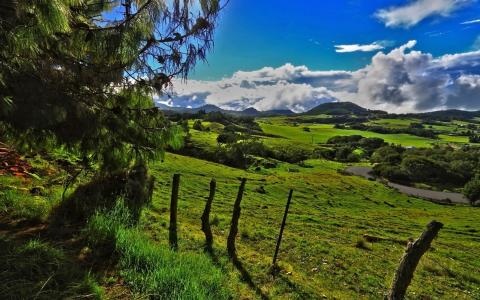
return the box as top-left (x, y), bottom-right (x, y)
top-left (366, 118), bottom-right (420, 129)
top-left (2, 115), bottom-right (480, 299)
top-left (260, 122), bottom-right (436, 147)
top-left (140, 153), bottom-right (480, 299)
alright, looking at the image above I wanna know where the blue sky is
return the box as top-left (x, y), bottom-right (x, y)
top-left (161, 0), bottom-right (480, 113)
top-left (190, 0), bottom-right (480, 80)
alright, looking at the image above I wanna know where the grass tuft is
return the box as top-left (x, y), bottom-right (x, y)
top-left (85, 202), bottom-right (232, 299)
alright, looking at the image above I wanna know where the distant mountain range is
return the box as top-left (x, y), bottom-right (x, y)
top-left (157, 101), bottom-right (480, 120)
top-left (156, 103), bottom-right (295, 117)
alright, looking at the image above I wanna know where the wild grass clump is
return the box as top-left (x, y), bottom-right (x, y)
top-left (0, 237), bottom-right (103, 299)
top-left (85, 202), bottom-right (232, 299)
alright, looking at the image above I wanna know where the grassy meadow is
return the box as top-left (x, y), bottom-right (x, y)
top-left (140, 152), bottom-right (480, 299)
top-left (1, 114), bottom-right (480, 299)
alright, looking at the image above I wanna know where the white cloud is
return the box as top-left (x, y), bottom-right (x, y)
top-left (334, 41), bottom-right (392, 53)
top-left (461, 18), bottom-right (480, 24)
top-left (376, 0), bottom-right (472, 28)
top-left (163, 41), bottom-right (480, 113)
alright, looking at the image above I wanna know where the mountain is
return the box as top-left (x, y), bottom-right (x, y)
top-left (304, 102), bottom-right (370, 116)
top-left (157, 104), bottom-right (295, 117)
top-left (191, 104), bottom-right (224, 113)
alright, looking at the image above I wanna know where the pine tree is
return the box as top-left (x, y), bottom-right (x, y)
top-left (0, 0), bottom-right (222, 219)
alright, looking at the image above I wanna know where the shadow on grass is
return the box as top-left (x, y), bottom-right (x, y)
top-left (0, 235), bottom-right (102, 299)
top-left (205, 246), bottom-right (269, 300)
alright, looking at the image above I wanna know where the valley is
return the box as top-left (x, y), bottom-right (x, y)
top-left (2, 102), bottom-right (479, 299)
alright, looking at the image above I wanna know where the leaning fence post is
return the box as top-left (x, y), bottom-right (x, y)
top-left (169, 174), bottom-right (180, 250)
top-left (227, 178), bottom-right (247, 259)
top-left (201, 178), bottom-right (216, 250)
top-left (272, 189), bottom-right (293, 267)
top-left (387, 220), bottom-right (443, 300)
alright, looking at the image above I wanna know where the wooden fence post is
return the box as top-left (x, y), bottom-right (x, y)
top-left (272, 189), bottom-right (293, 267)
top-left (201, 178), bottom-right (216, 250)
top-left (387, 220), bottom-right (443, 300)
top-left (227, 178), bottom-right (246, 258)
top-left (169, 174), bottom-right (180, 250)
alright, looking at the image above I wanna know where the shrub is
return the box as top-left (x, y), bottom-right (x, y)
top-left (346, 152), bottom-right (361, 163)
top-left (359, 137), bottom-right (385, 152)
top-left (215, 139), bottom-right (269, 169)
top-left (464, 177), bottom-right (480, 205)
top-left (372, 164), bottom-right (410, 183)
top-left (335, 146), bottom-right (354, 162)
top-left (193, 120), bottom-right (204, 131)
top-left (313, 147), bottom-right (335, 160)
top-left (271, 145), bottom-right (311, 164)
top-left (401, 156), bottom-right (448, 184)
top-left (217, 131), bottom-right (238, 144)
top-left (370, 146), bottom-right (403, 164)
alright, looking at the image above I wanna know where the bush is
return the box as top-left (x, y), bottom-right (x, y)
top-left (313, 147), bottom-right (335, 160)
top-left (464, 177), bottom-right (480, 205)
top-left (371, 146), bottom-right (403, 164)
top-left (215, 139), bottom-right (270, 169)
top-left (334, 146), bottom-right (354, 162)
top-left (217, 131), bottom-right (238, 144)
top-left (346, 152), bottom-right (361, 163)
top-left (271, 145), bottom-right (311, 164)
top-left (193, 120), bottom-right (204, 131)
top-left (372, 164), bottom-right (410, 183)
top-left (401, 156), bottom-right (448, 184)
top-left (359, 137), bottom-right (385, 152)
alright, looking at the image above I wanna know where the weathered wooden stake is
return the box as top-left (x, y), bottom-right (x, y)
top-left (201, 178), bottom-right (216, 250)
top-left (227, 178), bottom-right (246, 258)
top-left (272, 189), bottom-right (293, 266)
top-left (387, 220), bottom-right (443, 300)
top-left (169, 174), bottom-right (180, 250)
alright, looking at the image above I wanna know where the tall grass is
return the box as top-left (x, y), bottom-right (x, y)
top-left (85, 202), bottom-right (232, 299)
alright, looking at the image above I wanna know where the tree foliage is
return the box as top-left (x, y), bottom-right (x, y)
top-left (0, 0), bottom-right (222, 173)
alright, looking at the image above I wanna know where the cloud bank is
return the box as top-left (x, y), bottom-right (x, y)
top-left (375, 0), bottom-right (472, 28)
top-left (161, 40), bottom-right (480, 113)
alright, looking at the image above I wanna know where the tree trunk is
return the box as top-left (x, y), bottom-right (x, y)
top-left (169, 174), bottom-right (180, 250)
top-left (201, 178), bottom-right (216, 250)
top-left (272, 189), bottom-right (293, 266)
top-left (387, 220), bottom-right (443, 300)
top-left (227, 178), bottom-right (246, 258)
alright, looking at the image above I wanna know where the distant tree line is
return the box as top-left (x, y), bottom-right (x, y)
top-left (371, 145), bottom-right (480, 205)
top-left (348, 123), bottom-right (438, 139)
